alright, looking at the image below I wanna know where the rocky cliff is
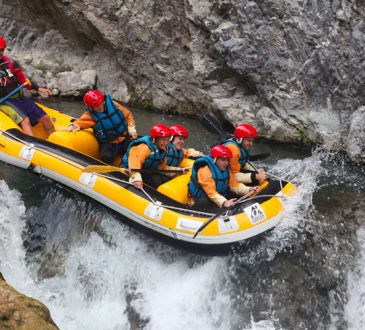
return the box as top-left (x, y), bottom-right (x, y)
top-left (0, 272), bottom-right (59, 329)
top-left (0, 0), bottom-right (364, 161)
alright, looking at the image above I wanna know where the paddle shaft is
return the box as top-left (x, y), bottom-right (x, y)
top-left (193, 190), bottom-right (253, 239)
top-left (82, 164), bottom-right (185, 175)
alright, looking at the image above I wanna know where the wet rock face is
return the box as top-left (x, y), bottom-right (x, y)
top-left (346, 106), bottom-right (365, 163)
top-left (227, 192), bottom-right (365, 329)
top-left (0, 273), bottom-right (59, 330)
top-left (1, 0), bottom-right (365, 160)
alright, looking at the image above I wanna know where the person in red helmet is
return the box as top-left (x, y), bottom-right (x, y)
top-left (0, 35), bottom-right (55, 136)
top-left (166, 124), bottom-right (204, 167)
top-left (66, 89), bottom-right (138, 164)
top-left (121, 124), bottom-right (187, 189)
top-left (188, 145), bottom-right (258, 209)
top-left (223, 123), bottom-right (267, 186)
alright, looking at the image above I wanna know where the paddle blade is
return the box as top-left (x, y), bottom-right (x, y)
top-left (83, 165), bottom-right (126, 174)
top-left (200, 112), bottom-right (225, 135)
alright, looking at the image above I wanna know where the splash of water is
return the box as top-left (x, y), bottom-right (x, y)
top-left (0, 147), bottom-right (331, 330)
top-left (0, 180), bottom-right (30, 289)
top-left (344, 226), bottom-right (365, 330)
top-left (0, 181), bottom-right (232, 329)
top-left (231, 147), bottom-right (326, 266)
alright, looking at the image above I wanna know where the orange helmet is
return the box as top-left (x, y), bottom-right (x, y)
top-left (0, 36), bottom-right (6, 49)
top-left (150, 124), bottom-right (171, 138)
top-left (210, 145), bottom-right (233, 159)
top-left (170, 125), bottom-right (188, 138)
top-left (83, 90), bottom-right (104, 108)
top-left (234, 124), bottom-right (258, 139)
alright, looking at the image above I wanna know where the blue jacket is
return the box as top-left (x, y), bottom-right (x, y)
top-left (166, 143), bottom-right (184, 167)
top-left (86, 95), bottom-right (128, 143)
top-left (121, 136), bottom-right (167, 169)
top-left (223, 139), bottom-right (250, 169)
top-left (189, 155), bottom-right (230, 200)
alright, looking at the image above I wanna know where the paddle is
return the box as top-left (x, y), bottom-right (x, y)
top-left (83, 164), bottom-right (188, 175)
top-left (0, 80), bottom-right (29, 104)
top-left (192, 190), bottom-right (253, 239)
top-left (200, 112), bottom-right (270, 161)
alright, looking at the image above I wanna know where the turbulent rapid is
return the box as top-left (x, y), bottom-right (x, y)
top-left (0, 102), bottom-right (364, 329)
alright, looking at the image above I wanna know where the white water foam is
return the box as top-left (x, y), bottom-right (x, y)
top-left (344, 226), bottom-right (365, 330)
top-left (235, 148), bottom-right (325, 265)
top-left (34, 220), bottom-right (231, 330)
top-left (0, 180), bottom-right (231, 329)
top-left (0, 149), bottom-right (326, 330)
top-left (0, 180), bottom-right (32, 290)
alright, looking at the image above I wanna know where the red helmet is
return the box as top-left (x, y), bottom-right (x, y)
top-left (170, 124), bottom-right (188, 138)
top-left (210, 145), bottom-right (233, 159)
top-left (0, 36), bottom-right (6, 49)
top-left (234, 124), bottom-right (258, 139)
top-left (150, 124), bottom-right (171, 138)
top-left (83, 90), bottom-right (104, 108)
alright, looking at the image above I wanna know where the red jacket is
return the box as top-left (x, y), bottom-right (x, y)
top-left (1, 55), bottom-right (35, 90)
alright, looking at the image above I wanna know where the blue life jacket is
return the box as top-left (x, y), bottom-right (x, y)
top-left (86, 95), bottom-right (128, 143)
top-left (223, 139), bottom-right (250, 170)
top-left (121, 136), bottom-right (167, 169)
top-left (189, 155), bottom-right (230, 200)
top-left (166, 142), bottom-right (184, 167)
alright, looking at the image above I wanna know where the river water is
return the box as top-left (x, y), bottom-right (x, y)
top-left (0, 99), bottom-right (364, 329)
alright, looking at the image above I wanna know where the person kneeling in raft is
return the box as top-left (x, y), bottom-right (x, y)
top-left (67, 90), bottom-right (138, 164)
top-left (188, 145), bottom-right (259, 209)
top-left (166, 124), bottom-right (204, 167)
top-left (121, 124), bottom-right (188, 189)
top-left (223, 123), bottom-right (267, 185)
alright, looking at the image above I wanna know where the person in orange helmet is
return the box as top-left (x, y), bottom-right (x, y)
top-left (188, 145), bottom-right (258, 209)
top-left (67, 89), bottom-right (138, 164)
top-left (223, 123), bottom-right (267, 186)
top-left (0, 35), bottom-right (54, 136)
top-left (121, 124), bottom-right (187, 189)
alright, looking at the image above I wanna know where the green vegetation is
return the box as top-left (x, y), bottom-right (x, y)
top-left (298, 127), bottom-right (311, 145)
top-left (129, 95), bottom-right (154, 110)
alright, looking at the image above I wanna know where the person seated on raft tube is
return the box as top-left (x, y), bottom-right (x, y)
top-left (0, 36), bottom-right (55, 137)
top-left (166, 124), bottom-right (204, 167)
top-left (121, 124), bottom-right (187, 189)
top-left (66, 89), bottom-right (138, 164)
top-left (188, 145), bottom-right (259, 209)
top-left (223, 123), bottom-right (267, 186)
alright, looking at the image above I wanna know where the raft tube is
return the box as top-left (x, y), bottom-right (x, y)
top-left (0, 103), bottom-right (296, 250)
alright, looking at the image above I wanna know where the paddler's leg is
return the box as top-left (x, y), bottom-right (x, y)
top-left (19, 117), bottom-right (34, 136)
top-left (1, 102), bottom-right (34, 136)
top-left (100, 142), bottom-right (118, 164)
top-left (142, 173), bottom-right (170, 189)
top-left (39, 114), bottom-right (55, 136)
top-left (193, 197), bottom-right (220, 211)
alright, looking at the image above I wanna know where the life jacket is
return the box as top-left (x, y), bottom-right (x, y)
top-left (166, 142), bottom-right (184, 167)
top-left (86, 95), bottom-right (128, 143)
top-left (121, 136), bottom-right (167, 169)
top-left (189, 155), bottom-right (230, 200)
top-left (223, 139), bottom-right (250, 170)
top-left (0, 58), bottom-right (20, 98)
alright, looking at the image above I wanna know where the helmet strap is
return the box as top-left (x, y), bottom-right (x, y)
top-left (169, 136), bottom-right (175, 142)
top-left (236, 138), bottom-right (243, 144)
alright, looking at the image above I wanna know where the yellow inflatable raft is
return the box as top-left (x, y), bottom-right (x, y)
top-left (0, 103), bottom-right (296, 250)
